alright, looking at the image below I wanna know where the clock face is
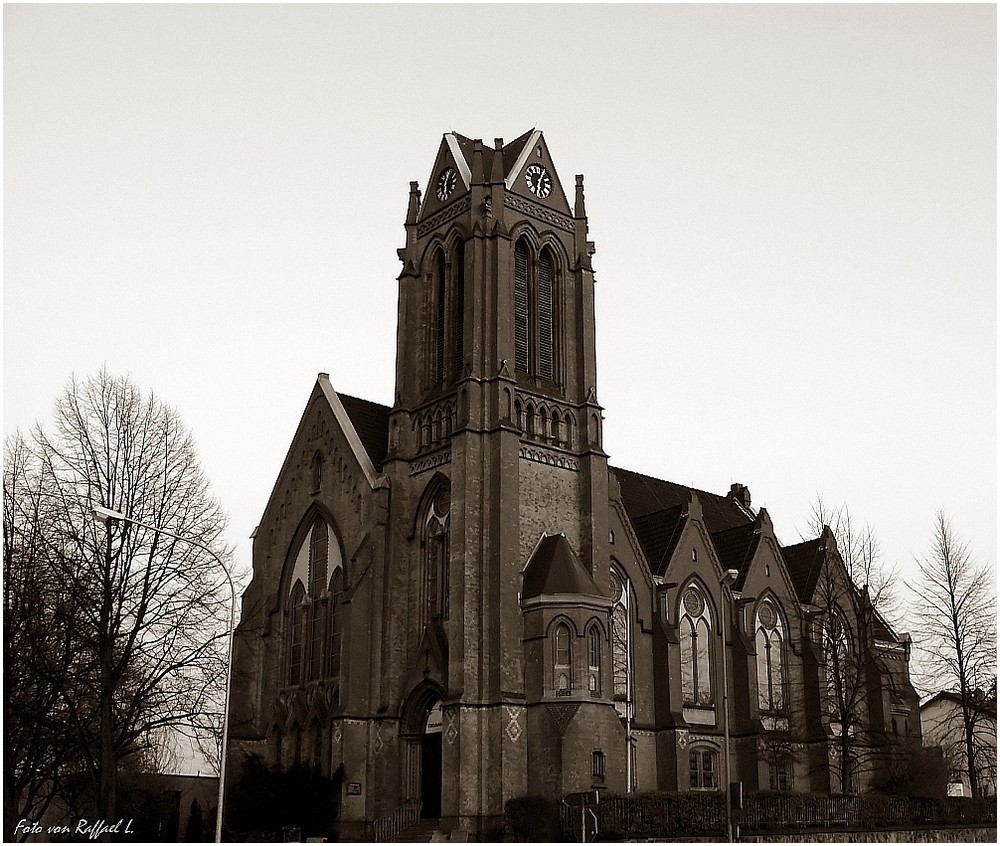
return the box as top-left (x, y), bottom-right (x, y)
top-left (524, 163), bottom-right (552, 198)
top-left (436, 167), bottom-right (457, 201)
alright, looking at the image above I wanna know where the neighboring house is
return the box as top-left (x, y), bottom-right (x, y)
top-left (920, 690), bottom-right (997, 797)
top-left (226, 130), bottom-right (922, 839)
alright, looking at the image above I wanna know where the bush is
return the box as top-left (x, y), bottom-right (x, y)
top-left (227, 755), bottom-right (341, 840)
top-left (505, 796), bottom-right (563, 842)
top-left (596, 792), bottom-right (724, 839)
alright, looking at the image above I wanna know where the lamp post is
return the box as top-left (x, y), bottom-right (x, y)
top-left (92, 504), bottom-right (236, 844)
top-left (719, 568), bottom-right (739, 843)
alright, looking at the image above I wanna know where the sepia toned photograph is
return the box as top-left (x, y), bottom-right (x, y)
top-left (4, 4), bottom-right (995, 843)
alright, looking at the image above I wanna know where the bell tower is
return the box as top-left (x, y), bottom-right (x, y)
top-left (384, 131), bottom-right (614, 830)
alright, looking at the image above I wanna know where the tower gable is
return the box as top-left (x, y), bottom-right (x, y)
top-left (418, 133), bottom-right (472, 223)
top-left (504, 129), bottom-right (572, 216)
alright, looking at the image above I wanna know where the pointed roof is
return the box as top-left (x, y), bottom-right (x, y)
top-left (612, 466), bottom-right (752, 534)
top-left (781, 537), bottom-right (826, 603)
top-left (631, 505), bottom-right (687, 576)
top-left (711, 521), bottom-right (762, 590)
top-left (522, 534), bottom-right (601, 599)
top-left (338, 393), bottom-right (390, 471)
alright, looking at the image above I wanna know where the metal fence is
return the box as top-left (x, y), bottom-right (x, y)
top-left (371, 800), bottom-right (421, 842)
top-left (557, 792), bottom-right (996, 840)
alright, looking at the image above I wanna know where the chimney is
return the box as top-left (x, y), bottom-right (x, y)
top-left (729, 483), bottom-right (751, 509)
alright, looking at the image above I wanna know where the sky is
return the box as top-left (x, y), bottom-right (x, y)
top-left (5, 4), bottom-right (996, 631)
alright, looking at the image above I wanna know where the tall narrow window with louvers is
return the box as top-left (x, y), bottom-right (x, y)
top-left (514, 239), bottom-right (530, 373)
top-left (453, 240), bottom-right (464, 376)
top-left (537, 250), bottom-right (554, 379)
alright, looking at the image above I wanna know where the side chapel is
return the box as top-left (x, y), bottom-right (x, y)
top-left (227, 130), bottom-right (921, 838)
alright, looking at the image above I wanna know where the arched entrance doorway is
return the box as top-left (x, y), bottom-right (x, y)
top-left (421, 701), bottom-right (443, 819)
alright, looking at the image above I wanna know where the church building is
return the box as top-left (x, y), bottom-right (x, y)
top-left (226, 130), bottom-right (921, 839)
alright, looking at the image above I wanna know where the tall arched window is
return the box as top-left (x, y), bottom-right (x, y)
top-left (611, 567), bottom-right (633, 715)
top-left (285, 515), bottom-right (344, 686)
top-left (755, 598), bottom-right (785, 713)
top-left (435, 249), bottom-right (447, 382)
top-left (823, 608), bottom-right (851, 720)
top-left (288, 581), bottom-right (306, 685)
top-left (537, 248), bottom-right (554, 380)
top-left (514, 240), bottom-right (530, 372)
top-left (453, 240), bottom-right (465, 376)
top-left (587, 625), bottom-right (602, 697)
top-left (679, 584), bottom-right (713, 705)
top-left (326, 568), bottom-right (344, 682)
top-left (420, 480), bottom-right (451, 623)
top-left (513, 237), bottom-right (558, 382)
top-left (554, 623), bottom-right (572, 695)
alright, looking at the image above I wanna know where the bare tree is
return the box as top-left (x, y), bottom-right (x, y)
top-left (910, 512), bottom-right (996, 798)
top-left (803, 499), bottom-right (902, 793)
top-left (4, 369), bottom-right (232, 836)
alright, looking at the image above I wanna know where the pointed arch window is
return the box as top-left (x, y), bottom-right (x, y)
top-left (285, 515), bottom-right (344, 686)
top-left (554, 622), bottom-right (572, 695)
top-left (288, 582), bottom-right (306, 686)
top-left (611, 567), bottom-right (633, 716)
top-left (514, 240), bottom-right (530, 372)
top-left (680, 584), bottom-right (713, 706)
top-left (453, 240), bottom-right (465, 376)
top-left (587, 625), bottom-right (602, 697)
top-left (513, 237), bottom-right (558, 382)
top-left (755, 598), bottom-right (786, 713)
top-left (420, 480), bottom-right (451, 623)
top-left (823, 608), bottom-right (852, 720)
top-left (435, 249), bottom-right (447, 382)
top-left (327, 568), bottom-right (345, 683)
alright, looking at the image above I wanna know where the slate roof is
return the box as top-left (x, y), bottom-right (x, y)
top-left (522, 534), bottom-right (602, 599)
top-left (711, 521), bottom-right (762, 589)
top-left (611, 466), bottom-right (751, 534)
top-left (630, 506), bottom-right (687, 576)
top-left (780, 537), bottom-right (825, 603)
top-left (339, 394), bottom-right (391, 471)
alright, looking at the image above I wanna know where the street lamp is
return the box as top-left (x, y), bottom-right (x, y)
top-left (92, 504), bottom-right (236, 844)
top-left (719, 567), bottom-right (739, 843)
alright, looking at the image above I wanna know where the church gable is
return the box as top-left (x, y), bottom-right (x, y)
top-left (257, 375), bottom-right (388, 547)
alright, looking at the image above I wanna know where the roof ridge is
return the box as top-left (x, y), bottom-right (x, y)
top-left (610, 464), bottom-right (730, 501)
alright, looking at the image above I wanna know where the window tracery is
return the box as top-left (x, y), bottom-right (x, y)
top-left (554, 622), bottom-right (572, 695)
top-left (610, 567), bottom-right (633, 718)
top-left (420, 480), bottom-right (451, 623)
top-left (587, 625), bottom-right (602, 697)
top-left (285, 515), bottom-right (344, 687)
top-left (679, 584), bottom-right (713, 706)
top-left (755, 598), bottom-right (786, 713)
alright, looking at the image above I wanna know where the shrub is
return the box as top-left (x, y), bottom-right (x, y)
top-left (505, 796), bottom-right (563, 842)
top-left (227, 755), bottom-right (341, 839)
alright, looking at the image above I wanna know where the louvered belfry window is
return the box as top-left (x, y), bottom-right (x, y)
top-left (454, 241), bottom-right (465, 376)
top-left (537, 249), bottom-right (554, 379)
top-left (514, 240), bottom-right (530, 372)
top-left (435, 250), bottom-right (447, 382)
top-left (513, 238), bottom-right (557, 382)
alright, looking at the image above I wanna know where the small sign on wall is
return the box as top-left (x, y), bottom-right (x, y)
top-left (347, 782), bottom-right (362, 795)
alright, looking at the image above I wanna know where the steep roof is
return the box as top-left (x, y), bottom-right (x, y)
top-left (711, 521), bottom-right (762, 589)
top-left (522, 534), bottom-right (602, 599)
top-left (780, 537), bottom-right (825, 603)
top-left (631, 506), bottom-right (687, 576)
top-left (338, 394), bottom-right (390, 471)
top-left (611, 467), bottom-right (752, 534)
